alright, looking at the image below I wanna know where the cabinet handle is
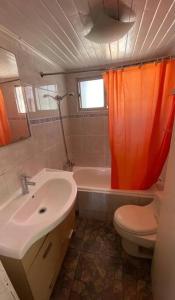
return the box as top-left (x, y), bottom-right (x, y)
top-left (43, 242), bottom-right (52, 259)
top-left (49, 274), bottom-right (56, 290)
top-left (68, 229), bottom-right (74, 239)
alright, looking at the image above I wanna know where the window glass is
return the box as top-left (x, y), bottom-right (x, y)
top-left (15, 86), bottom-right (26, 113)
top-left (79, 78), bottom-right (105, 109)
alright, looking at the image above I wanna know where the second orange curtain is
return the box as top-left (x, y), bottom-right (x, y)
top-left (0, 88), bottom-right (11, 146)
top-left (103, 60), bottom-right (175, 190)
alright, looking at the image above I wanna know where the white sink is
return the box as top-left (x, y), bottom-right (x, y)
top-left (0, 169), bottom-right (77, 259)
top-left (14, 178), bottom-right (72, 224)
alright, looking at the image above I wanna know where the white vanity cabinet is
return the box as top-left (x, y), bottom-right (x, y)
top-left (0, 206), bottom-right (75, 300)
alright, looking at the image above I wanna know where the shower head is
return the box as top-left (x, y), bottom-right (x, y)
top-left (43, 94), bottom-right (56, 100)
top-left (43, 92), bottom-right (74, 102)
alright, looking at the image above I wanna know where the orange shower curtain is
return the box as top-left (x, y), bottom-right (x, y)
top-left (0, 88), bottom-right (11, 146)
top-left (103, 60), bottom-right (175, 190)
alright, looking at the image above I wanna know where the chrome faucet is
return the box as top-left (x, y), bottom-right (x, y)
top-left (20, 174), bottom-right (36, 195)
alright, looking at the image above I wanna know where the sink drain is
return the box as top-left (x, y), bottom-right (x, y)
top-left (38, 207), bottom-right (47, 214)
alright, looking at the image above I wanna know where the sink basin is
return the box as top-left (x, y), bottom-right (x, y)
top-left (14, 178), bottom-right (72, 224)
top-left (0, 168), bottom-right (77, 259)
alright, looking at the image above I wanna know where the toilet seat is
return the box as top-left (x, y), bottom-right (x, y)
top-left (114, 204), bottom-right (157, 236)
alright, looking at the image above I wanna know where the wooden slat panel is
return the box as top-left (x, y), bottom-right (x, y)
top-left (133, 0), bottom-right (161, 55)
top-left (126, 0), bottom-right (148, 57)
top-left (140, 0), bottom-right (174, 50)
top-left (148, 1), bottom-right (175, 50)
top-left (0, 0), bottom-right (174, 69)
top-left (7, 0), bottom-right (80, 65)
top-left (58, 0), bottom-right (101, 67)
top-left (0, 1), bottom-right (70, 67)
top-left (155, 22), bottom-right (175, 51)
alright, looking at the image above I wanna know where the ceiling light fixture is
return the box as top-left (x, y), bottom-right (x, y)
top-left (80, 1), bottom-right (135, 44)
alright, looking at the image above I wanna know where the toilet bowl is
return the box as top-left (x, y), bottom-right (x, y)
top-left (113, 200), bottom-right (158, 258)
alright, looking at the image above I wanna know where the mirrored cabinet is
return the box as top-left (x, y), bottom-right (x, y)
top-left (0, 48), bottom-right (31, 147)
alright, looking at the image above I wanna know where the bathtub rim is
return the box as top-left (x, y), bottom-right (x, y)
top-left (73, 166), bottom-right (156, 198)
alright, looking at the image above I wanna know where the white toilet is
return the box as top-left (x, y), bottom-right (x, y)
top-left (113, 198), bottom-right (159, 258)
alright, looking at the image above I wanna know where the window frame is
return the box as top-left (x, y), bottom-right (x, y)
top-left (77, 76), bottom-right (107, 111)
top-left (23, 84), bottom-right (36, 113)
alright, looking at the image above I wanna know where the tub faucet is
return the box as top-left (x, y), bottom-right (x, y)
top-left (63, 159), bottom-right (75, 171)
top-left (20, 174), bottom-right (36, 195)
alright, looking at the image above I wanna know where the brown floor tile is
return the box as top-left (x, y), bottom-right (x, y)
top-left (70, 218), bottom-right (87, 251)
top-left (82, 219), bottom-right (122, 258)
top-left (51, 249), bottom-right (79, 300)
top-left (51, 217), bottom-right (153, 300)
top-left (69, 291), bottom-right (84, 300)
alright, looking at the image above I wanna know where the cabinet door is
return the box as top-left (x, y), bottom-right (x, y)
top-left (22, 235), bottom-right (46, 273)
top-left (27, 207), bottom-right (75, 300)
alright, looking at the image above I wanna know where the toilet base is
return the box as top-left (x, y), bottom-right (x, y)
top-left (122, 238), bottom-right (153, 259)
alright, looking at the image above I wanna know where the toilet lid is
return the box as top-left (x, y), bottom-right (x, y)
top-left (114, 204), bottom-right (157, 235)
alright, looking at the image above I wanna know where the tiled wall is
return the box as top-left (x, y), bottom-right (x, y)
top-left (66, 71), bottom-right (111, 167)
top-left (0, 30), bottom-right (68, 206)
top-left (77, 191), bottom-right (152, 221)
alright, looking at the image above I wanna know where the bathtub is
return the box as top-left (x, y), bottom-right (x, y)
top-left (73, 167), bottom-right (157, 220)
top-left (73, 166), bottom-right (156, 197)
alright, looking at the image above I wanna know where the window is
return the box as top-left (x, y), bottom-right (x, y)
top-left (78, 77), bottom-right (105, 110)
top-left (15, 86), bottom-right (26, 113)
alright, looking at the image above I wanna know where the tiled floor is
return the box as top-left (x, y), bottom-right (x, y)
top-left (51, 217), bottom-right (153, 300)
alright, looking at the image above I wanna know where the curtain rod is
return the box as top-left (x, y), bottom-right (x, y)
top-left (40, 55), bottom-right (175, 77)
top-left (0, 78), bottom-right (20, 84)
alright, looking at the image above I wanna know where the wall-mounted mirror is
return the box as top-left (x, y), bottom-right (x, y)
top-left (0, 48), bottom-right (30, 147)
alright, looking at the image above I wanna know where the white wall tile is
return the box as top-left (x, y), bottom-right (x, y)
top-left (0, 30), bottom-right (68, 205)
top-left (66, 71), bottom-right (111, 167)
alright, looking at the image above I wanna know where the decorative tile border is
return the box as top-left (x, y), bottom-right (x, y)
top-left (9, 116), bottom-right (28, 121)
top-left (30, 116), bottom-right (62, 125)
top-left (69, 111), bottom-right (108, 118)
top-left (29, 111), bottom-right (108, 125)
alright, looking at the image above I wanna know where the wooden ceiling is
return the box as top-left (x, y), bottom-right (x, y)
top-left (0, 0), bottom-right (174, 71)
